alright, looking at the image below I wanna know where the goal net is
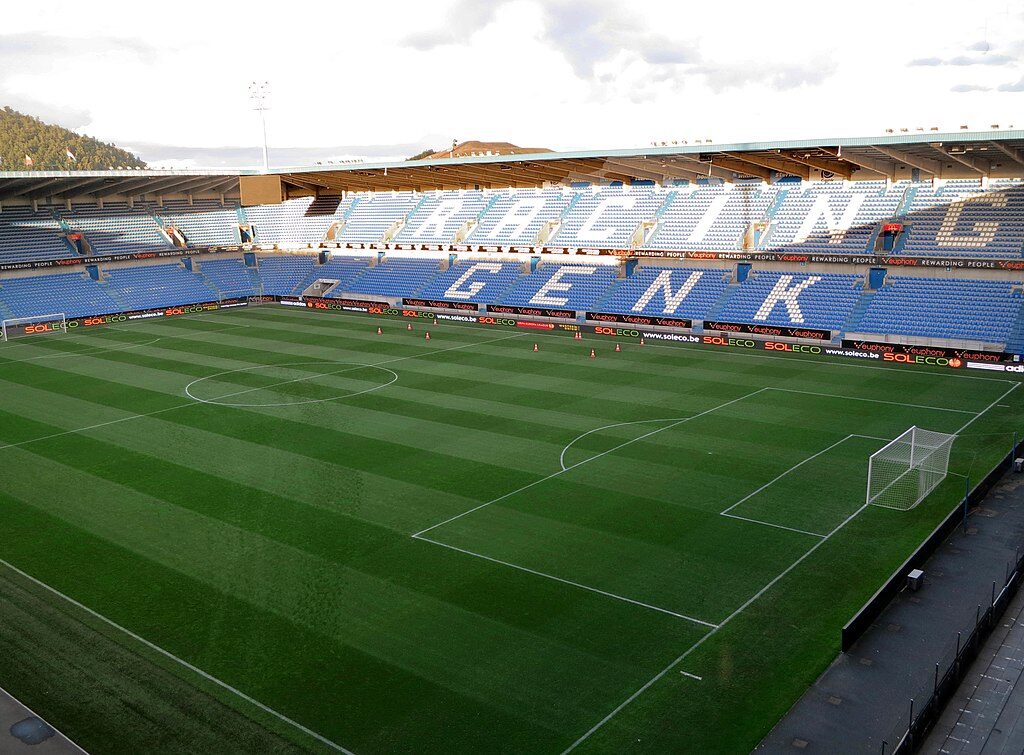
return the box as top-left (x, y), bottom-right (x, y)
top-left (1, 313), bottom-right (68, 342)
top-left (867, 426), bottom-right (956, 511)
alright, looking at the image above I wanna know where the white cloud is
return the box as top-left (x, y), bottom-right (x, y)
top-left (0, 0), bottom-right (1021, 168)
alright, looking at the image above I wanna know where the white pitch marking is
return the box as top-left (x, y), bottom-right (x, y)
top-left (413, 535), bottom-right (718, 628)
top-left (679, 671), bottom-right (703, 681)
top-left (767, 387), bottom-right (977, 415)
top-left (0, 337), bottom-right (162, 365)
top-left (559, 416), bottom-right (687, 471)
top-left (253, 304), bottom-right (1017, 384)
top-left (720, 436), bottom-right (857, 516)
top-left (561, 377), bottom-right (1021, 753)
top-left (0, 557), bottom-right (353, 753)
top-left (184, 362), bottom-right (399, 408)
top-left (719, 513), bottom-right (826, 539)
top-left (0, 331), bottom-right (523, 453)
top-left (413, 388), bottom-right (769, 539)
top-left (0, 682), bottom-right (88, 754)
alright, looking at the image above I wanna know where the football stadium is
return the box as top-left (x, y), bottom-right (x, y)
top-left (4, 5), bottom-right (1024, 754)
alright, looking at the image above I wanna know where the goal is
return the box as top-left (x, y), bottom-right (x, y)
top-left (867, 426), bottom-right (956, 511)
top-left (1, 313), bottom-right (67, 342)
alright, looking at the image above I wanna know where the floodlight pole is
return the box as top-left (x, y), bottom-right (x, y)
top-left (249, 81), bottom-right (271, 171)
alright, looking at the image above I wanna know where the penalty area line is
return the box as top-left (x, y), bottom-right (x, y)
top-left (0, 557), bottom-right (354, 754)
top-left (413, 534), bottom-right (718, 628)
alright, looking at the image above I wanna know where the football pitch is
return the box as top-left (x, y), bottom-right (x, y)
top-left (0, 304), bottom-right (1021, 754)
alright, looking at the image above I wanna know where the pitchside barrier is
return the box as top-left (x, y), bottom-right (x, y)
top-left (841, 435), bottom-right (1024, 652)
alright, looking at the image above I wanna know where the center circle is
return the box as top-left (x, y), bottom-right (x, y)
top-left (184, 361), bottom-right (398, 407)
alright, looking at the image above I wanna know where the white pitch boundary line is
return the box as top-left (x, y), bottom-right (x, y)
top-left (767, 387), bottom-right (977, 415)
top-left (413, 535), bottom-right (718, 628)
top-left (245, 304), bottom-right (1018, 385)
top-left (719, 513), bottom-right (826, 539)
top-left (0, 681), bottom-right (89, 754)
top-left (561, 379), bottom-right (1020, 753)
top-left (562, 496), bottom-right (877, 754)
top-left (0, 337), bottom-right (162, 365)
top-left (0, 557), bottom-right (353, 754)
top-left (720, 436), bottom-right (860, 516)
top-left (412, 387), bottom-right (769, 539)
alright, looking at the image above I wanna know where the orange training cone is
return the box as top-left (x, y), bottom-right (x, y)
top-left (377, 327), bottom-right (382, 335)
top-left (615, 342), bottom-right (621, 352)
top-left (425, 331), bottom-right (431, 341)
top-left (533, 343), bottom-right (539, 352)
top-left (574, 331), bottom-right (582, 341)
top-left (639, 337), bottom-right (644, 346)
top-left (407, 323), bottom-right (412, 331)
top-left (589, 348), bottom-right (596, 359)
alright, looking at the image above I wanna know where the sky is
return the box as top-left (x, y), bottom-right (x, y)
top-left (1, 0), bottom-right (1022, 169)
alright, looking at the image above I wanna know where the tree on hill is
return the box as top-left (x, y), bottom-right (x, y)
top-left (0, 106), bottom-right (146, 170)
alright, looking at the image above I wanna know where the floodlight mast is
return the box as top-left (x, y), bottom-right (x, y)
top-left (249, 81), bottom-right (271, 171)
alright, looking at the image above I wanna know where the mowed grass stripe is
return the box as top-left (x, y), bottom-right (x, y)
top-left (0, 440), bottom-right (703, 749)
top-left (0, 306), bottom-right (1021, 753)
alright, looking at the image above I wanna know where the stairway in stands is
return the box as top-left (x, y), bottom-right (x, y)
top-left (837, 285), bottom-right (876, 342)
top-left (0, 285), bottom-right (15, 321)
top-left (97, 275), bottom-right (132, 311)
top-left (702, 278), bottom-right (741, 321)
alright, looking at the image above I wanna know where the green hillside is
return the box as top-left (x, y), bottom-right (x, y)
top-left (0, 106), bottom-right (146, 171)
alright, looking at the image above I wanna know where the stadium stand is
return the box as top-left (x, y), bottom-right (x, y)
top-left (854, 277), bottom-right (1024, 344)
top-left (156, 200), bottom-right (241, 247)
top-left (714, 272), bottom-right (864, 330)
top-left (59, 202), bottom-right (171, 255)
top-left (468, 189), bottom-right (571, 246)
top-left (898, 181), bottom-right (1024, 258)
top-left (0, 206), bottom-right (75, 263)
top-left (600, 266), bottom-right (731, 317)
top-left (763, 181), bottom-right (901, 254)
top-left (103, 263), bottom-right (219, 310)
top-left (395, 190), bottom-right (489, 244)
top-left (497, 261), bottom-right (619, 310)
top-left (255, 255), bottom-right (317, 296)
top-left (244, 196), bottom-right (351, 245)
top-left (198, 257), bottom-right (259, 297)
top-left (0, 272), bottom-right (121, 319)
top-left (646, 181), bottom-right (775, 251)
top-left (336, 192), bottom-right (420, 243)
top-left (297, 257), bottom-right (373, 296)
top-left (551, 185), bottom-right (667, 249)
top-left (416, 260), bottom-right (524, 302)
top-left (343, 257), bottom-right (441, 298)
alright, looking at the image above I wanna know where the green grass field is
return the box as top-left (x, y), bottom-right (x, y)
top-left (0, 304), bottom-right (1021, 754)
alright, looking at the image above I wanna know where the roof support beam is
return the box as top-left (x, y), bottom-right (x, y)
top-left (819, 148), bottom-right (893, 179)
top-left (721, 152), bottom-right (807, 180)
top-left (0, 178), bottom-right (62, 201)
top-left (929, 143), bottom-right (988, 175)
top-left (775, 151), bottom-right (853, 180)
top-left (990, 141), bottom-right (1024, 170)
top-left (871, 145), bottom-right (943, 176)
top-left (669, 154), bottom-right (741, 181)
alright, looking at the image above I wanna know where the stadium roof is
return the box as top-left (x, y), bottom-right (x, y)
top-left (0, 168), bottom-right (241, 203)
top-left (1, 130), bottom-right (1023, 202)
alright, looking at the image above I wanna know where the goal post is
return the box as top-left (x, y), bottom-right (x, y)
top-left (867, 426), bottom-right (956, 511)
top-left (1, 313), bottom-right (67, 342)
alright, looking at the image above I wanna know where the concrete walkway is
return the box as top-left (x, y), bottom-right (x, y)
top-left (758, 473), bottom-right (1024, 753)
top-left (0, 684), bottom-right (84, 753)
